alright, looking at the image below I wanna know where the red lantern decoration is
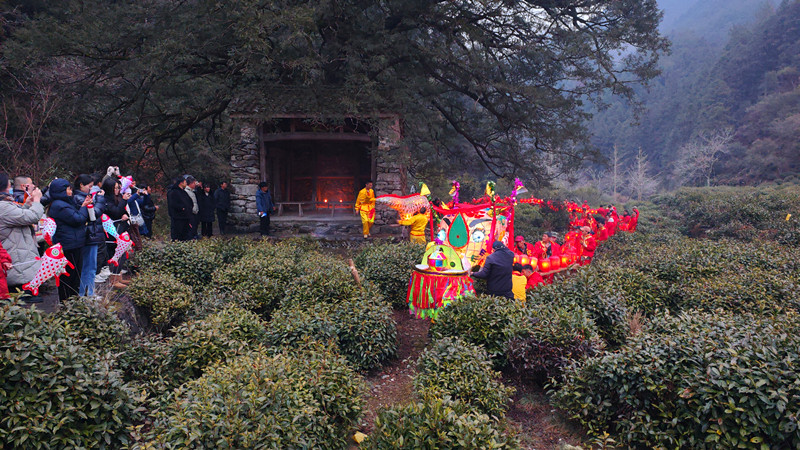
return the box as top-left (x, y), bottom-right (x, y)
top-left (549, 255), bottom-right (561, 271)
top-left (561, 255), bottom-right (570, 267)
top-left (539, 258), bottom-right (551, 272)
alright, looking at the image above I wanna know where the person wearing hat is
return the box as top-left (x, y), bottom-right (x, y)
top-left (533, 231), bottom-right (561, 261)
top-left (471, 240), bottom-right (515, 299)
top-left (513, 235), bottom-right (534, 257)
top-left (579, 226), bottom-right (597, 266)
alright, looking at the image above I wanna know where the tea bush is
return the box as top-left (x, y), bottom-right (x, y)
top-left (354, 242), bottom-right (425, 309)
top-left (146, 347), bottom-right (365, 449)
top-left (680, 269), bottom-right (799, 314)
top-left (127, 271), bottom-right (194, 330)
top-left (552, 311), bottom-right (800, 448)
top-left (211, 243), bottom-right (312, 318)
top-left (0, 300), bottom-right (138, 448)
top-left (53, 296), bottom-right (130, 353)
top-left (365, 396), bottom-right (519, 449)
top-left (165, 306), bottom-right (267, 385)
top-left (429, 294), bottom-right (525, 366)
top-left (187, 287), bottom-right (259, 320)
top-left (196, 236), bottom-right (253, 264)
top-left (283, 256), bottom-right (360, 307)
top-left (505, 303), bottom-right (603, 382)
top-left (527, 272), bottom-right (629, 348)
top-left (591, 263), bottom-right (679, 315)
top-left (132, 240), bottom-right (221, 287)
top-left (653, 185), bottom-right (800, 241)
top-left (267, 289), bottom-right (397, 372)
top-left (414, 337), bottom-right (514, 418)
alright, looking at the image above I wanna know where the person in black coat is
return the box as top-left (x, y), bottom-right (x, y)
top-left (214, 181), bottom-right (231, 235)
top-left (167, 176), bottom-right (193, 241)
top-left (48, 178), bottom-right (91, 301)
top-left (197, 183), bottom-right (215, 238)
top-left (101, 177), bottom-right (131, 287)
top-left (138, 184), bottom-right (157, 238)
top-left (73, 174), bottom-right (105, 297)
top-left (472, 240), bottom-right (515, 299)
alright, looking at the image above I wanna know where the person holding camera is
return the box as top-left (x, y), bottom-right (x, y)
top-left (48, 178), bottom-right (91, 301)
top-left (101, 177), bottom-right (130, 289)
top-left (73, 174), bottom-right (106, 297)
top-left (0, 173), bottom-right (44, 300)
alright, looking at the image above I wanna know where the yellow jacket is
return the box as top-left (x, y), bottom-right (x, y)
top-left (399, 213), bottom-right (428, 237)
top-left (512, 272), bottom-right (527, 301)
top-left (355, 188), bottom-right (375, 212)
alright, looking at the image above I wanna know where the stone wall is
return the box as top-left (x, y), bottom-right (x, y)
top-left (372, 117), bottom-right (406, 233)
top-left (229, 121), bottom-right (261, 232)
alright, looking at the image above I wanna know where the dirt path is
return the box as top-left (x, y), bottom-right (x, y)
top-left (359, 309), bottom-right (585, 449)
top-left (360, 309), bottom-right (430, 432)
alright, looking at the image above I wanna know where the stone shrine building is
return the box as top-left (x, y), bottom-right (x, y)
top-left (228, 113), bottom-right (407, 233)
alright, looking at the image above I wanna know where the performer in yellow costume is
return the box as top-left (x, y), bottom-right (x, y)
top-left (399, 206), bottom-right (429, 245)
top-left (355, 181), bottom-right (376, 238)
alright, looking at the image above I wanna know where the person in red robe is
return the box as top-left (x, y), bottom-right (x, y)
top-left (522, 264), bottom-right (544, 289)
top-left (512, 235), bottom-right (535, 256)
top-left (606, 207), bottom-right (618, 237)
top-left (579, 226), bottom-right (597, 266)
top-left (532, 232), bottom-right (561, 260)
top-left (595, 217), bottom-right (608, 242)
top-left (629, 208), bottom-right (640, 232)
top-left (618, 211), bottom-right (631, 232)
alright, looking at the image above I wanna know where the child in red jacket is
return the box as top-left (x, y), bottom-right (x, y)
top-left (0, 241), bottom-right (12, 299)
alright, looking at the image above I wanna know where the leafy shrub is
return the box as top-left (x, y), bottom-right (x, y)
top-left (267, 289), bottom-right (397, 372)
top-left (53, 296), bottom-right (130, 353)
top-left (117, 334), bottom-right (176, 406)
top-left (196, 236), bottom-right (253, 264)
top-left (552, 311), bottom-right (800, 448)
top-left (187, 287), bottom-right (258, 320)
top-left (132, 240), bottom-right (222, 287)
top-left (653, 185), bottom-right (800, 241)
top-left (414, 337), bottom-right (514, 418)
top-left (680, 269), bottom-right (799, 314)
top-left (127, 271), bottom-right (194, 330)
top-left (527, 272), bottom-right (629, 348)
top-left (165, 306), bottom-right (267, 385)
top-left (211, 243), bottom-right (311, 318)
top-left (365, 397), bottom-right (519, 449)
top-left (0, 300), bottom-right (138, 448)
top-left (591, 263), bottom-right (679, 315)
top-left (506, 303), bottom-right (603, 382)
top-left (280, 235), bottom-right (323, 252)
top-left (146, 347), bottom-right (365, 449)
top-left (429, 294), bottom-right (525, 366)
top-left (283, 256), bottom-right (360, 307)
top-left (354, 242), bottom-right (425, 309)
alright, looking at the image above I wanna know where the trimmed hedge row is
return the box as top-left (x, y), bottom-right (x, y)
top-left (1, 300), bottom-right (138, 449)
top-left (145, 346), bottom-right (366, 449)
top-left (552, 310), bottom-right (800, 448)
top-left (354, 242), bottom-right (425, 309)
top-left (414, 337), bottom-right (514, 418)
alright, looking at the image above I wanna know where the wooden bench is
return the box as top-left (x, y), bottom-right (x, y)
top-left (276, 202), bottom-right (311, 217)
top-left (314, 201), bottom-right (358, 217)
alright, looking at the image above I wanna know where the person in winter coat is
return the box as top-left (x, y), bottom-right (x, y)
top-left (197, 183), bottom-right (215, 238)
top-left (101, 177), bottom-right (130, 289)
top-left (472, 240), bottom-right (515, 299)
top-left (184, 175), bottom-right (200, 239)
top-left (167, 176), bottom-right (193, 241)
top-left (214, 181), bottom-right (231, 234)
top-left (256, 182), bottom-right (275, 236)
top-left (0, 173), bottom-right (44, 300)
top-left (0, 240), bottom-right (12, 299)
top-left (48, 178), bottom-right (91, 301)
top-left (137, 184), bottom-right (157, 238)
top-left (73, 174), bottom-right (106, 297)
